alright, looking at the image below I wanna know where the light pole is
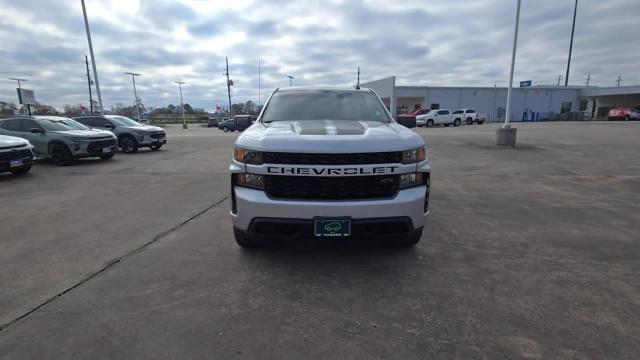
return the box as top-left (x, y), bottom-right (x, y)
top-left (9, 78), bottom-right (27, 114)
top-left (286, 75), bottom-right (294, 86)
top-left (81, 0), bottom-right (104, 114)
top-left (125, 72), bottom-right (141, 121)
top-left (565, 0), bottom-right (578, 86)
top-left (175, 81), bottom-right (187, 129)
top-left (85, 56), bottom-right (94, 114)
top-left (496, 0), bottom-right (521, 147)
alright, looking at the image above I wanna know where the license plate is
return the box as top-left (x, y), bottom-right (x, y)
top-left (9, 159), bottom-right (23, 168)
top-left (102, 147), bottom-right (112, 153)
top-left (314, 218), bottom-right (351, 237)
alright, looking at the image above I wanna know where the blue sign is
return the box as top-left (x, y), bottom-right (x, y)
top-left (520, 80), bottom-right (532, 87)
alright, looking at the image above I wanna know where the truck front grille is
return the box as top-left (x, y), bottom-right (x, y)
top-left (87, 139), bottom-right (117, 153)
top-left (262, 151), bottom-right (402, 165)
top-left (0, 148), bottom-right (34, 161)
top-left (265, 175), bottom-right (399, 200)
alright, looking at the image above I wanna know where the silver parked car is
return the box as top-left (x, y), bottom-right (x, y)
top-left (74, 115), bottom-right (166, 153)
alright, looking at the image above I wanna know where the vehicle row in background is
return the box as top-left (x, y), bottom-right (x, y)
top-left (0, 134), bottom-right (35, 175)
top-left (0, 116), bottom-right (117, 166)
top-left (73, 115), bottom-right (166, 153)
top-left (415, 109), bottom-right (487, 127)
top-left (608, 107), bottom-right (640, 121)
top-left (217, 115), bottom-right (257, 132)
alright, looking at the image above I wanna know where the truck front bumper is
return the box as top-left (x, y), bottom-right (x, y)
top-left (230, 185), bottom-right (429, 235)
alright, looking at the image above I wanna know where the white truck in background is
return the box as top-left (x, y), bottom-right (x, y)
top-left (416, 109), bottom-right (456, 127)
top-left (453, 109), bottom-right (487, 125)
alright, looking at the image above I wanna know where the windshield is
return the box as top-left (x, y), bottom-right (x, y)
top-left (107, 116), bottom-right (140, 127)
top-left (261, 90), bottom-right (391, 123)
top-left (38, 118), bottom-right (89, 131)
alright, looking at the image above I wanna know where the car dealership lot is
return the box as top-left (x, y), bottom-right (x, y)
top-left (1, 122), bottom-right (639, 359)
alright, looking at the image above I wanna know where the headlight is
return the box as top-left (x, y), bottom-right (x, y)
top-left (399, 172), bottom-right (425, 188)
top-left (234, 148), bottom-right (263, 165)
top-left (134, 131), bottom-right (148, 136)
top-left (234, 173), bottom-right (264, 189)
top-left (401, 147), bottom-right (426, 164)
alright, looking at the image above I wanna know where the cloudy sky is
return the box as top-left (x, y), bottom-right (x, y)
top-left (0, 0), bottom-right (638, 111)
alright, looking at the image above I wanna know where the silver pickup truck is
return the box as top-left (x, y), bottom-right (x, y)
top-left (229, 87), bottom-right (431, 247)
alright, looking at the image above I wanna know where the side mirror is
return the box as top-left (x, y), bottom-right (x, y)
top-left (396, 117), bottom-right (416, 128)
top-left (29, 128), bottom-right (44, 133)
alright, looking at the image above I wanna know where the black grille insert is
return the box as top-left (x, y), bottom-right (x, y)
top-left (87, 139), bottom-right (117, 153)
top-left (0, 148), bottom-right (33, 161)
top-left (262, 151), bottom-right (401, 165)
top-left (150, 132), bottom-right (165, 138)
top-left (265, 175), bottom-right (399, 200)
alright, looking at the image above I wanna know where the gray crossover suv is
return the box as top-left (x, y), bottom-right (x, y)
top-left (74, 115), bottom-right (166, 153)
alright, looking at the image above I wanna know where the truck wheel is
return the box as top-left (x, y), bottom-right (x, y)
top-left (50, 143), bottom-right (74, 166)
top-left (120, 135), bottom-right (139, 153)
top-left (466, 117), bottom-right (473, 125)
top-left (223, 126), bottom-right (230, 132)
top-left (10, 165), bottom-right (31, 175)
top-left (426, 120), bottom-right (434, 127)
top-left (477, 120), bottom-right (484, 125)
top-left (233, 227), bottom-right (260, 248)
top-left (99, 153), bottom-right (114, 160)
top-left (453, 119), bottom-right (461, 127)
top-left (398, 227), bottom-right (423, 246)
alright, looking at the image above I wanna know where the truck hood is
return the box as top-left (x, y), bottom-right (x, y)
top-left (236, 120), bottom-right (425, 153)
top-left (0, 134), bottom-right (30, 149)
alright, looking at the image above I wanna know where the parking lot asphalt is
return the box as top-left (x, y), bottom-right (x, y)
top-left (1, 122), bottom-right (639, 359)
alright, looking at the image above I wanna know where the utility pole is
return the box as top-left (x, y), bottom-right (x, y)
top-left (125, 72), bottom-right (141, 121)
top-left (81, 0), bottom-right (103, 114)
top-left (286, 75), bottom-right (294, 87)
top-left (616, 76), bottom-right (621, 87)
top-left (85, 56), bottom-right (94, 114)
top-left (223, 57), bottom-right (233, 116)
top-left (356, 66), bottom-right (360, 89)
top-left (586, 73), bottom-right (591, 86)
top-left (9, 78), bottom-right (27, 114)
top-left (565, 0), bottom-right (578, 86)
top-left (175, 81), bottom-right (187, 129)
top-left (496, 0), bottom-right (521, 147)
top-left (258, 58), bottom-right (261, 107)
top-left (556, 74), bottom-right (562, 87)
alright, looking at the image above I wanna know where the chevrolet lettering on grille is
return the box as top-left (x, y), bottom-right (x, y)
top-left (266, 166), bottom-right (398, 176)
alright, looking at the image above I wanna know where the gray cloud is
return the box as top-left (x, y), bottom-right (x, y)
top-left (0, 0), bottom-right (638, 111)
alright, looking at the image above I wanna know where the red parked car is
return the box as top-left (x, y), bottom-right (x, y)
top-left (396, 108), bottom-right (429, 121)
top-left (608, 107), bottom-right (640, 121)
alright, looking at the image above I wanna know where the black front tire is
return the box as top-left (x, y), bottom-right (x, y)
top-left (397, 227), bottom-right (423, 246)
top-left (477, 120), bottom-right (484, 125)
top-left (234, 227), bottom-right (260, 248)
top-left (10, 165), bottom-right (31, 175)
top-left (99, 153), bottom-right (114, 160)
top-left (119, 135), bottom-right (139, 153)
top-left (453, 119), bottom-right (461, 127)
top-left (223, 127), bottom-right (230, 132)
top-left (50, 144), bottom-right (74, 166)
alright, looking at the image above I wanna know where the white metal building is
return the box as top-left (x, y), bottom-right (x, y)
top-left (362, 76), bottom-right (640, 121)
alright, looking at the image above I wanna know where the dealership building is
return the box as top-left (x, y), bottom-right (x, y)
top-left (362, 76), bottom-right (640, 121)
